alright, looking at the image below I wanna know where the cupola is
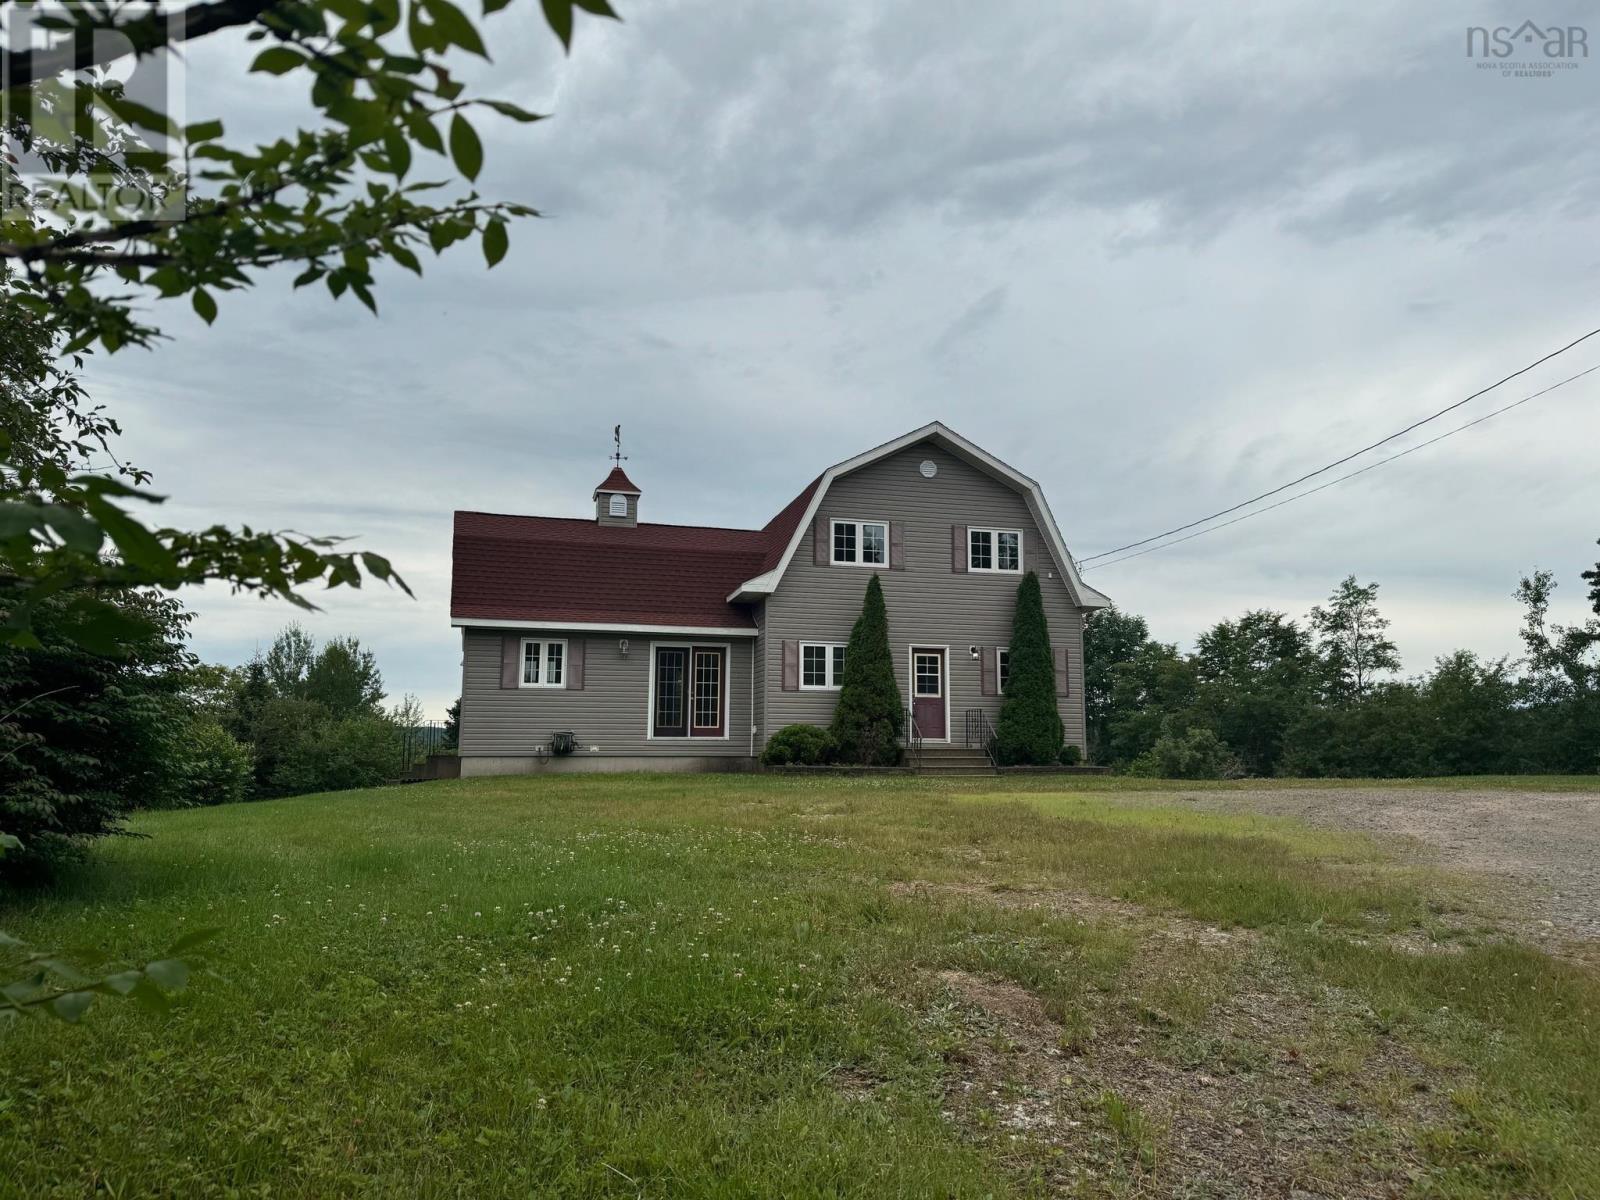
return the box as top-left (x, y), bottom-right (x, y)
top-left (594, 465), bottom-right (640, 526)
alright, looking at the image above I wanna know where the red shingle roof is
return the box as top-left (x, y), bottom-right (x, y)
top-left (453, 508), bottom-right (788, 629)
top-left (592, 466), bottom-right (641, 496)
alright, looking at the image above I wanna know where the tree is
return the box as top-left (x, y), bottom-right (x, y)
top-left (263, 624), bottom-right (317, 698)
top-left (1419, 651), bottom-right (1517, 775)
top-left (993, 571), bottom-right (1062, 765)
top-left (829, 575), bottom-right (904, 765)
top-left (1193, 610), bottom-right (1318, 776)
top-left (442, 697), bottom-right (461, 750)
top-left (1082, 605), bottom-right (1149, 762)
top-left (1103, 640), bottom-right (1199, 766)
top-left (1513, 568), bottom-right (1600, 772)
top-left (1583, 538), bottom-right (1600, 618)
top-left (304, 635), bottom-right (384, 717)
top-left (0, 589), bottom-right (193, 872)
top-left (1308, 575), bottom-right (1401, 703)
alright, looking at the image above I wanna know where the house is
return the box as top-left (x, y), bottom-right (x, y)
top-left (450, 422), bottom-right (1110, 774)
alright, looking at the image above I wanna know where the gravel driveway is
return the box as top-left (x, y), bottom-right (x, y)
top-left (1147, 786), bottom-right (1600, 945)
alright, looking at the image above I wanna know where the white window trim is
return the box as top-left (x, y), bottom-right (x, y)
top-left (829, 517), bottom-right (890, 568)
top-left (968, 527), bottom-right (1024, 573)
top-left (607, 493), bottom-right (628, 517)
top-left (996, 646), bottom-right (1011, 695)
top-left (799, 641), bottom-right (846, 691)
top-left (518, 637), bottom-right (568, 689)
top-left (644, 641), bottom-right (733, 741)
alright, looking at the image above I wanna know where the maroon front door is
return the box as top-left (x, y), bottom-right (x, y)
top-left (911, 648), bottom-right (946, 740)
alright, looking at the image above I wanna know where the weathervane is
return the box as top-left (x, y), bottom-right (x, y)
top-left (611, 424), bottom-right (628, 467)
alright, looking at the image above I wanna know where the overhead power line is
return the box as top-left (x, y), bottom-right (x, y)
top-left (1075, 324), bottom-right (1600, 567)
top-left (1079, 362), bottom-right (1600, 573)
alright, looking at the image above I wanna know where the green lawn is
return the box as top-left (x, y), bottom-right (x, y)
top-left (3, 775), bottom-right (1597, 1198)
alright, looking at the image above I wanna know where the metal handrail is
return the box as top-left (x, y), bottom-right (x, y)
top-left (906, 709), bottom-right (923, 771)
top-left (964, 708), bottom-right (999, 768)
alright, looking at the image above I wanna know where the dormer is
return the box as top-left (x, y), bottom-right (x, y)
top-left (594, 466), bottom-right (641, 527)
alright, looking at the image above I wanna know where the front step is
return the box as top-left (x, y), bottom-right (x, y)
top-left (911, 746), bottom-right (997, 776)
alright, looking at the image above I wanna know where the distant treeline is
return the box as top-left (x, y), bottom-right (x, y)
top-left (1085, 552), bottom-right (1600, 779)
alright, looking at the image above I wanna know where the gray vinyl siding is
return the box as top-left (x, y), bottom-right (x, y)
top-left (596, 493), bottom-right (638, 527)
top-left (460, 628), bottom-right (753, 758)
top-left (762, 443), bottom-right (1087, 749)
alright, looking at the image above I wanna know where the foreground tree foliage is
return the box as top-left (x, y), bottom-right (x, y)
top-left (993, 571), bottom-right (1062, 765)
top-left (829, 575), bottom-right (904, 765)
top-left (1089, 562), bottom-right (1600, 778)
top-left (0, 587), bottom-right (194, 870)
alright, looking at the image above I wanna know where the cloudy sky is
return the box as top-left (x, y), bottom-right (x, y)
top-left (91, 0), bottom-right (1600, 717)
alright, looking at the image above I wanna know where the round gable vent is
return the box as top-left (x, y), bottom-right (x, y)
top-left (919, 459), bottom-right (937, 478)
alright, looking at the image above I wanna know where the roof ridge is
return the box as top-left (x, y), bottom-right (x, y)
top-left (454, 509), bottom-right (766, 535)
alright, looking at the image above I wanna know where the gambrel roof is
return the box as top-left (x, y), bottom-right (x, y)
top-left (726, 421), bottom-right (1110, 609)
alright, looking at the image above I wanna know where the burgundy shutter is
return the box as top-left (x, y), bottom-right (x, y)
top-left (951, 525), bottom-right (968, 573)
top-left (782, 640), bottom-right (799, 691)
top-left (1053, 646), bottom-right (1069, 696)
top-left (980, 647), bottom-right (997, 697)
top-left (814, 515), bottom-right (829, 566)
top-left (889, 522), bottom-right (904, 570)
top-left (567, 638), bottom-right (585, 690)
top-left (500, 635), bottom-right (520, 689)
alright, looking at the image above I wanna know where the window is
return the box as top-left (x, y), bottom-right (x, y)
top-left (800, 642), bottom-right (846, 690)
top-left (914, 652), bottom-right (942, 696)
top-left (519, 638), bottom-right (567, 688)
top-left (608, 493), bottom-right (628, 517)
top-left (692, 650), bottom-right (723, 730)
top-left (997, 647), bottom-right (1011, 695)
top-left (969, 527), bottom-right (1022, 572)
top-left (831, 519), bottom-right (888, 566)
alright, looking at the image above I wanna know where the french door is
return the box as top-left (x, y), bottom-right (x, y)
top-left (652, 646), bottom-right (726, 738)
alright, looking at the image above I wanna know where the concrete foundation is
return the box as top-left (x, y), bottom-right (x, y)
top-left (459, 755), bottom-right (758, 777)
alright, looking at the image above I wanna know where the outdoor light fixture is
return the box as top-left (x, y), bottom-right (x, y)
top-left (618, 638), bottom-right (630, 656)
top-left (969, 645), bottom-right (979, 659)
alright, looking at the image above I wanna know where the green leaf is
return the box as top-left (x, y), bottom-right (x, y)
top-left (49, 991), bottom-right (95, 1024)
top-left (184, 118), bottom-right (225, 142)
top-left (540, 0), bottom-right (573, 49)
top-left (448, 114), bottom-right (483, 181)
top-left (480, 99), bottom-right (546, 123)
top-left (251, 46), bottom-right (307, 75)
top-left (166, 928), bottom-right (222, 956)
top-left (383, 131), bottom-right (412, 180)
top-left (573, 0), bottom-right (620, 15)
top-left (420, 0), bottom-right (488, 57)
top-left (482, 218), bottom-right (509, 267)
top-left (144, 959), bottom-right (190, 991)
top-left (102, 970), bottom-right (143, 996)
top-left (192, 289), bottom-right (218, 325)
top-left (390, 245), bottom-right (423, 276)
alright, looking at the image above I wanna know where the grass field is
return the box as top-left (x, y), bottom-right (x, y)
top-left (3, 775), bottom-right (1598, 1198)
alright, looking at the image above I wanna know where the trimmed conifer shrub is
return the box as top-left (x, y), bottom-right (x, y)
top-left (829, 575), bottom-right (905, 765)
top-left (994, 571), bottom-right (1064, 765)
